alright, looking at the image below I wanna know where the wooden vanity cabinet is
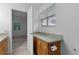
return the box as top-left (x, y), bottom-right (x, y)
top-left (33, 36), bottom-right (60, 55)
top-left (0, 37), bottom-right (8, 55)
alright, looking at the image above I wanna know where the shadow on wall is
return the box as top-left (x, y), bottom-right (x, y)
top-left (61, 40), bottom-right (70, 55)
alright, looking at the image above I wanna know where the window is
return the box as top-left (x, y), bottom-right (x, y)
top-left (40, 4), bottom-right (56, 27)
top-left (41, 18), bottom-right (47, 26)
top-left (47, 14), bottom-right (56, 26)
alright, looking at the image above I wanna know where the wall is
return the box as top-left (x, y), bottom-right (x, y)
top-left (27, 4), bottom-right (42, 55)
top-left (0, 3), bottom-right (30, 53)
top-left (12, 10), bottom-right (27, 37)
top-left (27, 6), bottom-right (33, 55)
top-left (56, 3), bottom-right (79, 55)
top-left (39, 3), bottom-right (79, 55)
top-left (39, 3), bottom-right (53, 13)
top-left (39, 3), bottom-right (56, 34)
top-left (32, 5), bottom-right (40, 32)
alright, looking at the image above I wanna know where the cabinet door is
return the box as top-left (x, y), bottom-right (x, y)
top-left (0, 38), bottom-right (8, 55)
top-left (0, 45), bottom-right (5, 55)
top-left (3, 38), bottom-right (8, 54)
top-left (40, 40), bottom-right (48, 55)
top-left (36, 38), bottom-right (48, 55)
top-left (36, 38), bottom-right (41, 55)
top-left (55, 41), bottom-right (60, 54)
top-left (48, 41), bottom-right (60, 55)
top-left (33, 36), bottom-right (37, 51)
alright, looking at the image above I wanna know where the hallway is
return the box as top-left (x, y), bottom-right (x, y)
top-left (12, 37), bottom-right (30, 55)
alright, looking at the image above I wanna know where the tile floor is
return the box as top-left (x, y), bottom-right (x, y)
top-left (12, 36), bottom-right (31, 55)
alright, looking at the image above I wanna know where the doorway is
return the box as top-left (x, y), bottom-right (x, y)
top-left (12, 9), bottom-right (30, 55)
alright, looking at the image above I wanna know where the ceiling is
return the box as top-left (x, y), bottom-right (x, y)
top-left (12, 3), bottom-right (44, 17)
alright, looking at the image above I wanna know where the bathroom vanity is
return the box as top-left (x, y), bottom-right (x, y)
top-left (33, 32), bottom-right (63, 55)
top-left (0, 33), bottom-right (8, 55)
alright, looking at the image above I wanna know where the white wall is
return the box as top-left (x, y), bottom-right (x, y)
top-left (12, 11), bottom-right (27, 37)
top-left (27, 6), bottom-right (33, 55)
top-left (0, 3), bottom-right (30, 53)
top-left (56, 3), bottom-right (79, 55)
top-left (32, 5), bottom-right (40, 32)
top-left (27, 4), bottom-right (41, 55)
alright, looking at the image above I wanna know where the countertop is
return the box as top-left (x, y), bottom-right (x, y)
top-left (0, 33), bottom-right (8, 42)
top-left (32, 32), bottom-right (63, 43)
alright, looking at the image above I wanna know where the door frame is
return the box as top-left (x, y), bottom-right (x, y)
top-left (11, 9), bottom-right (27, 54)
